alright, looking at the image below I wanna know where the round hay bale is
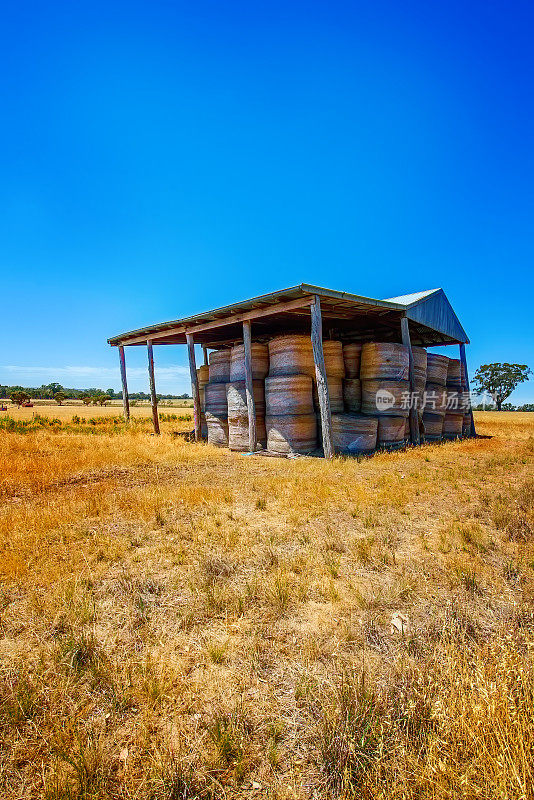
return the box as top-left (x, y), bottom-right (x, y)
top-left (412, 347), bottom-right (427, 387)
top-left (268, 335), bottom-right (315, 377)
top-left (423, 383), bottom-right (447, 415)
top-left (205, 383), bottom-right (228, 418)
top-left (226, 380), bottom-right (265, 417)
top-left (360, 343), bottom-right (409, 381)
top-left (343, 343), bottom-right (362, 378)
top-left (343, 378), bottom-right (361, 412)
top-left (423, 411), bottom-right (443, 440)
top-left (206, 416), bottom-right (229, 447)
top-left (265, 414), bottom-right (317, 454)
top-left (426, 354), bottom-right (449, 386)
top-left (229, 343), bottom-right (269, 382)
top-left (228, 415), bottom-right (266, 452)
top-left (447, 358), bottom-right (462, 388)
top-left (377, 415), bottom-right (406, 445)
top-left (265, 374), bottom-right (313, 416)
top-left (361, 379), bottom-right (410, 417)
top-left (208, 349), bottom-right (231, 384)
top-left (331, 413), bottom-right (377, 454)
top-left (445, 387), bottom-right (463, 415)
top-left (197, 365), bottom-right (209, 388)
top-left (443, 413), bottom-right (463, 438)
top-left (322, 340), bottom-right (345, 378)
top-left (313, 376), bottom-right (343, 413)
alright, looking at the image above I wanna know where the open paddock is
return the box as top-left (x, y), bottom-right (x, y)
top-left (0, 411), bottom-right (533, 798)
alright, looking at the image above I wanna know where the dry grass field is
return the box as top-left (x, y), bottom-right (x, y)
top-left (1, 411), bottom-right (533, 799)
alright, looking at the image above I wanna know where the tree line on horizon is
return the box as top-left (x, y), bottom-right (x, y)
top-left (0, 382), bottom-right (191, 403)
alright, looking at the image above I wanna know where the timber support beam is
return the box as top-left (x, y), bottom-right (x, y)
top-left (243, 320), bottom-right (257, 452)
top-left (118, 345), bottom-right (130, 422)
top-left (311, 295), bottom-right (334, 459)
top-left (400, 315), bottom-right (421, 446)
top-left (186, 333), bottom-right (202, 441)
top-left (147, 340), bottom-right (160, 435)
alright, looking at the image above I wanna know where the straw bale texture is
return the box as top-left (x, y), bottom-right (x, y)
top-left (208, 349), bottom-right (231, 383)
top-left (361, 343), bottom-right (409, 380)
top-left (313, 376), bottom-right (343, 413)
top-left (343, 343), bottom-right (362, 378)
top-left (265, 375), bottom-right (313, 416)
top-left (205, 383), bottom-right (228, 418)
top-left (268, 335), bottom-right (315, 377)
top-left (229, 343), bottom-right (269, 381)
top-left (226, 380), bottom-right (265, 417)
top-left (206, 416), bottom-right (229, 447)
top-left (343, 378), bottom-right (361, 412)
top-left (361, 379), bottom-right (410, 417)
top-left (331, 413), bottom-right (378, 454)
top-left (426, 353), bottom-right (449, 386)
top-left (265, 414), bottom-right (317, 454)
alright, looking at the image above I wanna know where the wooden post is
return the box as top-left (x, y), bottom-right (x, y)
top-left (202, 346), bottom-right (208, 367)
top-left (400, 315), bottom-right (420, 446)
top-left (186, 333), bottom-right (201, 441)
top-left (118, 345), bottom-right (130, 422)
top-left (311, 295), bottom-right (334, 458)
top-left (243, 320), bottom-right (257, 452)
top-left (147, 340), bottom-right (160, 435)
top-left (459, 343), bottom-right (476, 437)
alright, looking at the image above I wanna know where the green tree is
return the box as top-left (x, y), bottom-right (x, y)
top-left (473, 363), bottom-right (532, 411)
top-left (54, 391), bottom-right (67, 405)
top-left (10, 391), bottom-right (29, 406)
top-left (82, 396), bottom-right (92, 406)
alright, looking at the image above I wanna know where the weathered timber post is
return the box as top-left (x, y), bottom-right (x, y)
top-left (243, 320), bottom-right (257, 452)
top-left (311, 295), bottom-right (334, 459)
top-left (118, 344), bottom-right (130, 422)
top-left (186, 332), bottom-right (202, 441)
top-left (202, 346), bottom-right (208, 367)
top-left (400, 315), bottom-right (420, 446)
top-left (459, 342), bottom-right (476, 437)
top-left (147, 339), bottom-right (160, 435)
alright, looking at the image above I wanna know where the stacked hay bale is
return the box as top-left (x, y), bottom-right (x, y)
top-left (361, 343), bottom-right (409, 450)
top-left (443, 358), bottom-right (464, 439)
top-left (205, 349), bottom-right (231, 447)
top-left (265, 335), bottom-right (317, 454)
top-left (342, 344), bottom-right (362, 412)
top-left (226, 343), bottom-right (269, 451)
top-left (423, 354), bottom-right (449, 441)
top-left (196, 364), bottom-right (209, 439)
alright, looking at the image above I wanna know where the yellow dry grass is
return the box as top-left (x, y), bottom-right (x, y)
top-left (4, 400), bottom-right (193, 422)
top-left (0, 411), bottom-right (533, 798)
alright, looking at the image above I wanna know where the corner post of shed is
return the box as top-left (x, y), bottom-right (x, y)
top-left (202, 346), bottom-right (209, 367)
top-left (311, 295), bottom-right (334, 459)
top-left (147, 339), bottom-right (160, 435)
top-left (400, 314), bottom-right (420, 446)
top-left (242, 320), bottom-right (257, 452)
top-left (459, 343), bottom-right (476, 437)
top-left (186, 332), bottom-right (201, 441)
top-left (118, 344), bottom-right (130, 422)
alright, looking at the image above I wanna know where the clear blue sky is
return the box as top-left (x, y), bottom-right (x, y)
top-left (2, 1), bottom-right (533, 402)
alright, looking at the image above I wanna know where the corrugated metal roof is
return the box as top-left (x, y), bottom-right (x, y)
top-left (108, 283), bottom-right (469, 346)
top-left (383, 289), bottom-right (441, 305)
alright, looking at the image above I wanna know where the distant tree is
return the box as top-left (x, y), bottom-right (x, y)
top-left (518, 403), bottom-right (534, 412)
top-left (82, 396), bottom-right (92, 406)
top-left (10, 391), bottom-right (29, 406)
top-left (501, 402), bottom-right (517, 411)
top-left (54, 391), bottom-right (67, 405)
top-left (473, 363), bottom-right (532, 411)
